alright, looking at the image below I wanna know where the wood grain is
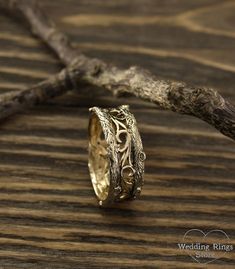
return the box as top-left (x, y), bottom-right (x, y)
top-left (0, 0), bottom-right (234, 268)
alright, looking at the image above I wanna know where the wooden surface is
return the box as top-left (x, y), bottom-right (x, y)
top-left (0, 0), bottom-right (235, 268)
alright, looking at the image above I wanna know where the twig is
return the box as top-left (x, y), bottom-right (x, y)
top-left (0, 0), bottom-right (235, 141)
top-left (0, 67), bottom-right (75, 120)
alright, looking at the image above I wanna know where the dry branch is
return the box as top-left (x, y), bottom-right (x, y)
top-left (0, 0), bottom-right (235, 140)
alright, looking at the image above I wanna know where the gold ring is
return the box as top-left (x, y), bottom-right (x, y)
top-left (88, 105), bottom-right (146, 206)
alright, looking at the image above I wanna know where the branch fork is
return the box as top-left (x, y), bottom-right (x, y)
top-left (0, 0), bottom-right (234, 141)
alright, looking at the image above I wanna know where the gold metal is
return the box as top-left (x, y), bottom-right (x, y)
top-left (88, 105), bottom-right (146, 206)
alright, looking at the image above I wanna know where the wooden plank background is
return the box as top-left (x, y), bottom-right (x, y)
top-left (0, 0), bottom-right (234, 268)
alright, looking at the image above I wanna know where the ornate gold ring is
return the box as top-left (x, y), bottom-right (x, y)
top-left (88, 105), bottom-right (146, 206)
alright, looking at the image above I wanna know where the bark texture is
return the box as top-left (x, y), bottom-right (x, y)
top-left (0, 0), bottom-right (234, 140)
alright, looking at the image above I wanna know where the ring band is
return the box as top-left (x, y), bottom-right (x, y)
top-left (88, 105), bottom-right (146, 206)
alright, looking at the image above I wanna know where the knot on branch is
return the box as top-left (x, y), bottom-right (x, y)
top-left (67, 56), bottom-right (107, 89)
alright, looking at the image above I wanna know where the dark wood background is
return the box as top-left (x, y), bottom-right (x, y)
top-left (0, 0), bottom-right (234, 268)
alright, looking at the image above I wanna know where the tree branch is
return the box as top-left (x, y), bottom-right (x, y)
top-left (0, 67), bottom-right (74, 120)
top-left (0, 0), bottom-right (235, 140)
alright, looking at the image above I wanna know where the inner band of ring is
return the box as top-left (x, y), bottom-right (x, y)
top-left (88, 105), bottom-right (145, 206)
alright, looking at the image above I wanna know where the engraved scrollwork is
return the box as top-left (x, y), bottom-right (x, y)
top-left (109, 108), bottom-right (136, 198)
